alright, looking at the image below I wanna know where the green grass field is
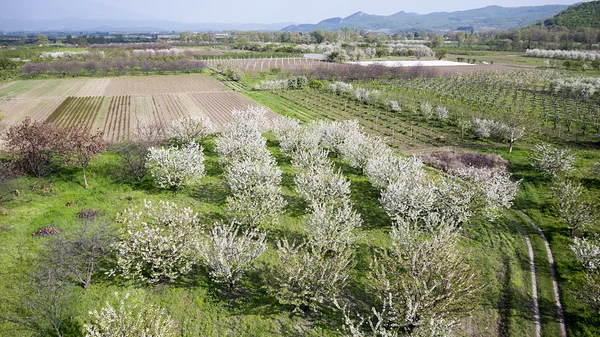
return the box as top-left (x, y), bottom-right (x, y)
top-left (0, 131), bottom-right (566, 336)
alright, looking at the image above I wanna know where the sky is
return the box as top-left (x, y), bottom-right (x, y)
top-left (1, 0), bottom-right (584, 23)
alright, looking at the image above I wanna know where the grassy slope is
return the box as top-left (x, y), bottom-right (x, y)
top-left (0, 132), bottom-right (544, 336)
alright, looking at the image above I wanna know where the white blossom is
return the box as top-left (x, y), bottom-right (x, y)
top-left (295, 164), bottom-right (351, 206)
top-left (85, 293), bottom-right (177, 337)
top-left (435, 106), bottom-right (449, 120)
top-left (420, 102), bottom-right (433, 119)
top-left (552, 178), bottom-right (598, 236)
top-left (199, 222), bottom-right (267, 289)
top-left (305, 199), bottom-right (362, 252)
top-left (389, 100), bottom-right (401, 112)
top-left (339, 132), bottom-right (392, 170)
top-left (146, 141), bottom-right (205, 189)
top-left (453, 166), bottom-right (519, 220)
top-left (112, 200), bottom-right (202, 284)
top-left (530, 143), bottom-right (575, 177)
top-left (571, 235), bottom-right (600, 271)
top-left (271, 238), bottom-right (354, 311)
top-left (170, 115), bottom-right (213, 143)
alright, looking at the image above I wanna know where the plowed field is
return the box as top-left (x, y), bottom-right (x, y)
top-left (0, 75), bottom-right (273, 143)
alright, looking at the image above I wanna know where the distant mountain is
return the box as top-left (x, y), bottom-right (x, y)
top-left (282, 5), bottom-right (570, 32)
top-left (544, 1), bottom-right (600, 29)
top-left (0, 18), bottom-right (294, 33)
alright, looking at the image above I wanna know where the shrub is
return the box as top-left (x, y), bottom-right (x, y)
top-left (112, 200), bottom-right (202, 284)
top-left (170, 116), bottom-right (214, 144)
top-left (199, 222), bottom-right (267, 289)
top-left (146, 141), bottom-right (205, 190)
top-left (420, 102), bottom-right (433, 119)
top-left (85, 293), bottom-right (177, 337)
top-left (530, 143), bottom-right (575, 177)
top-left (308, 80), bottom-right (324, 89)
top-left (435, 106), bottom-right (449, 120)
top-left (2, 118), bottom-right (63, 177)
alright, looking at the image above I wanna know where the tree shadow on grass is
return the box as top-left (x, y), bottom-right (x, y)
top-left (349, 179), bottom-right (390, 231)
top-left (194, 181), bottom-right (229, 207)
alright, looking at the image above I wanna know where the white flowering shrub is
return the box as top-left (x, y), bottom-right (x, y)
top-left (305, 199), bottom-right (362, 252)
top-left (291, 145), bottom-right (330, 171)
top-left (215, 130), bottom-right (269, 165)
top-left (258, 79), bottom-right (289, 91)
top-left (389, 100), bottom-right (401, 112)
top-left (354, 88), bottom-right (370, 103)
top-left (271, 238), bottom-right (354, 312)
top-left (170, 115), bottom-right (214, 143)
top-left (231, 106), bottom-right (271, 133)
top-left (412, 45), bottom-right (436, 59)
top-left (526, 48), bottom-right (600, 61)
top-left (317, 120), bottom-right (360, 153)
top-left (552, 178), bottom-right (598, 236)
top-left (218, 108), bottom-right (286, 226)
top-left (327, 81), bottom-right (354, 95)
top-left (530, 143), bottom-right (575, 177)
top-left (295, 165), bottom-right (351, 206)
top-left (272, 116), bottom-right (302, 154)
top-left (199, 222), bottom-right (267, 289)
top-left (454, 167), bottom-right (519, 220)
top-left (41, 51), bottom-right (91, 59)
top-left (339, 132), bottom-right (392, 171)
top-left (435, 106), bottom-right (449, 120)
top-left (273, 119), bottom-right (322, 157)
top-left (420, 102), bottom-right (433, 119)
top-left (224, 156), bottom-right (282, 194)
top-left (368, 215), bottom-right (479, 333)
top-left (380, 175), bottom-right (438, 222)
top-left (215, 107), bottom-right (272, 164)
top-left (552, 77), bottom-right (600, 98)
top-left (365, 154), bottom-right (425, 190)
top-left (472, 118), bottom-right (495, 138)
top-left (146, 141), bottom-right (205, 190)
top-left (434, 176), bottom-right (479, 225)
top-left (571, 235), bottom-right (600, 271)
top-left (85, 293), bottom-right (177, 337)
top-left (227, 160), bottom-right (287, 226)
top-left (112, 200), bottom-right (202, 284)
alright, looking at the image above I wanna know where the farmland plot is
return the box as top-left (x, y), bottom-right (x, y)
top-left (183, 92), bottom-right (270, 129)
top-left (103, 75), bottom-right (229, 95)
top-left (0, 79), bottom-right (86, 100)
top-left (103, 96), bottom-right (132, 142)
top-left (74, 78), bottom-right (111, 97)
top-left (0, 75), bottom-right (273, 142)
top-left (45, 96), bottom-right (106, 129)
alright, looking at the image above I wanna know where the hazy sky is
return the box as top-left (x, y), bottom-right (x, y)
top-left (2, 0), bottom-right (583, 23)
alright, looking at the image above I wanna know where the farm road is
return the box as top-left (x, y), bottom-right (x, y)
top-left (519, 211), bottom-right (567, 337)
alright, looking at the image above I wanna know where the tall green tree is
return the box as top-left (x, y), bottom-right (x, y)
top-left (37, 34), bottom-right (49, 46)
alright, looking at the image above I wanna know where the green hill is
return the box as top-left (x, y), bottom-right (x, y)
top-left (545, 1), bottom-right (600, 29)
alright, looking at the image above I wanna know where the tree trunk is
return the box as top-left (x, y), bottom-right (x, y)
top-left (82, 166), bottom-right (89, 189)
top-left (509, 141), bottom-right (514, 153)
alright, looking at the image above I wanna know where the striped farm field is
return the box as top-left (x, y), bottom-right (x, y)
top-left (0, 75), bottom-right (274, 143)
top-left (46, 96), bottom-right (107, 129)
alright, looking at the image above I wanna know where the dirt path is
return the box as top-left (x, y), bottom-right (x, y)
top-left (524, 233), bottom-right (541, 337)
top-left (519, 211), bottom-right (568, 337)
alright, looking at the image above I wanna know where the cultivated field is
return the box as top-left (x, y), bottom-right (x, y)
top-left (0, 75), bottom-right (272, 142)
